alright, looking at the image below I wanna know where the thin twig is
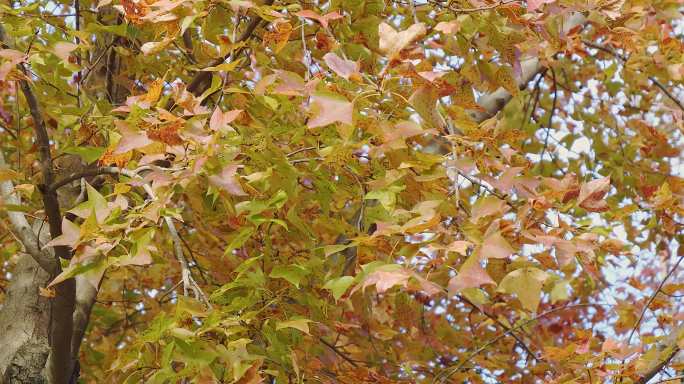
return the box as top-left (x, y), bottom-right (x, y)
top-left (582, 40), bottom-right (684, 113)
top-left (648, 374), bottom-right (684, 384)
top-left (459, 295), bottom-right (542, 364)
top-left (290, 157), bottom-right (324, 164)
top-left (180, 0), bottom-right (275, 101)
top-left (617, 255), bottom-right (684, 382)
top-left (432, 0), bottom-right (520, 14)
top-left (286, 146), bottom-right (318, 157)
top-left (540, 67), bottom-right (558, 161)
top-left (626, 255), bottom-right (684, 346)
top-left (118, 168), bottom-right (213, 309)
top-left (435, 303), bottom-right (611, 383)
top-left (318, 337), bottom-right (359, 368)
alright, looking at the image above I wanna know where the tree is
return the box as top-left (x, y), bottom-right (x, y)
top-left (0, 0), bottom-right (683, 382)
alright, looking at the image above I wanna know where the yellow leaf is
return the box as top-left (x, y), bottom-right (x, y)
top-left (0, 168), bottom-right (20, 182)
top-left (201, 58), bottom-right (243, 72)
top-left (143, 78), bottom-right (164, 104)
top-left (276, 318), bottom-right (312, 335)
top-left (498, 267), bottom-right (549, 312)
top-left (39, 286), bottom-right (56, 298)
top-left (379, 22), bottom-right (426, 60)
top-left (495, 65), bottom-right (519, 96)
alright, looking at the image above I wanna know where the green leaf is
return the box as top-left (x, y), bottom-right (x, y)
top-left (322, 276), bottom-right (355, 300)
top-left (224, 227), bottom-right (255, 255)
top-left (270, 264), bottom-right (310, 288)
top-left (63, 146), bottom-right (105, 163)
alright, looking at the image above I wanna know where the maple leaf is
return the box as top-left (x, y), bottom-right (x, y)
top-left (307, 93), bottom-right (353, 128)
top-left (209, 164), bottom-right (247, 196)
top-left (53, 42), bottom-right (78, 61)
top-left (294, 10), bottom-right (343, 29)
top-left (142, 78), bottom-right (164, 104)
top-left (435, 20), bottom-right (460, 34)
top-left (448, 255), bottom-right (496, 295)
top-left (210, 108), bottom-right (242, 131)
top-left (362, 268), bottom-right (411, 294)
top-left (528, 0), bottom-right (556, 12)
top-left (409, 84), bottom-right (445, 131)
top-left (481, 222), bottom-right (515, 259)
top-left (498, 267), bottom-right (549, 312)
top-left (446, 241), bottom-right (472, 255)
top-left (45, 218), bottom-right (80, 248)
top-left (577, 177), bottom-right (611, 212)
top-left (276, 318), bottom-right (312, 335)
top-left (378, 22), bottom-right (427, 60)
top-left (471, 195), bottom-right (508, 221)
top-left (323, 52), bottom-right (361, 81)
top-left (146, 121), bottom-right (184, 146)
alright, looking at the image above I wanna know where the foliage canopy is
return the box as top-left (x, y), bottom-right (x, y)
top-left (1, 0), bottom-right (684, 383)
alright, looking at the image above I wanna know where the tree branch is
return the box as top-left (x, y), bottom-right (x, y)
top-left (49, 166), bottom-right (122, 191)
top-left (0, 150), bottom-right (57, 274)
top-left (93, 166), bottom-right (212, 308)
top-left (179, 0), bottom-right (274, 100)
top-left (436, 303), bottom-right (609, 383)
top-left (459, 295), bottom-right (542, 364)
top-left (467, 12), bottom-right (586, 124)
top-left (17, 76), bottom-right (77, 384)
top-left (581, 40), bottom-right (684, 113)
top-left (636, 347), bottom-right (680, 384)
top-left (17, 77), bottom-right (68, 260)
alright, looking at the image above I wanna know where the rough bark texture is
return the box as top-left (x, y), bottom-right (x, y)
top-left (0, 253), bottom-right (51, 384)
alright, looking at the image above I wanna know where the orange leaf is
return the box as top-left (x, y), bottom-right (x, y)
top-left (294, 10), bottom-right (343, 29)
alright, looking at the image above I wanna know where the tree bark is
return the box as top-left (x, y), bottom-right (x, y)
top-left (0, 253), bottom-right (51, 384)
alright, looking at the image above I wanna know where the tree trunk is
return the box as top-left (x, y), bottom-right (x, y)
top-left (0, 253), bottom-right (51, 384)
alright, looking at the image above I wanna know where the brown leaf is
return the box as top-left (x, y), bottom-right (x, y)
top-left (147, 121), bottom-right (184, 146)
top-left (481, 232), bottom-right (515, 259)
top-left (362, 269), bottom-right (411, 294)
top-left (435, 20), bottom-right (460, 34)
top-left (471, 196), bottom-right (508, 221)
top-left (577, 177), bottom-right (610, 212)
top-left (263, 21), bottom-right (293, 53)
top-left (39, 286), bottom-right (56, 298)
top-left (409, 84), bottom-right (445, 131)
